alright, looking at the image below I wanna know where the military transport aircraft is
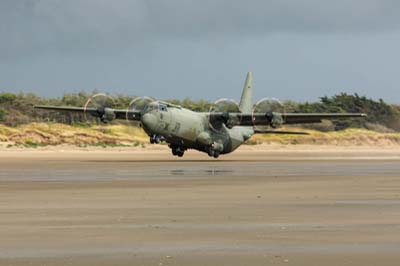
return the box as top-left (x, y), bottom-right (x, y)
top-left (35, 72), bottom-right (366, 158)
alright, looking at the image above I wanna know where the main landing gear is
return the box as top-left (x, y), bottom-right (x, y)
top-left (170, 144), bottom-right (185, 157)
top-left (206, 142), bottom-right (223, 158)
top-left (207, 148), bottom-right (220, 158)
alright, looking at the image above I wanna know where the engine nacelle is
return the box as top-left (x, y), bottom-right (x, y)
top-left (267, 112), bottom-right (284, 128)
top-left (100, 108), bottom-right (116, 123)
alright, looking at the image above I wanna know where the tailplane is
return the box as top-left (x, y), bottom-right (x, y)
top-left (239, 72), bottom-right (253, 113)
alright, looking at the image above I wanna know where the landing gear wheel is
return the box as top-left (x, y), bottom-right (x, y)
top-left (208, 149), bottom-right (215, 157)
top-left (207, 146), bottom-right (221, 159)
top-left (171, 145), bottom-right (185, 157)
top-left (150, 135), bottom-right (161, 144)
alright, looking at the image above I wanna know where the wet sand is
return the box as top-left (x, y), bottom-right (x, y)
top-left (1, 147), bottom-right (400, 265)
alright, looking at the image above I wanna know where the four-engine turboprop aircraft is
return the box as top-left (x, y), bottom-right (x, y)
top-left (35, 72), bottom-right (366, 158)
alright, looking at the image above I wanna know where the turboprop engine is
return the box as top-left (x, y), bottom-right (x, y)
top-left (208, 98), bottom-right (242, 130)
top-left (252, 98), bottom-right (286, 129)
top-left (83, 93), bottom-right (116, 123)
top-left (265, 112), bottom-right (284, 128)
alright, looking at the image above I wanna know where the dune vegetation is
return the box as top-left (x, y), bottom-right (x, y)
top-left (249, 127), bottom-right (400, 146)
top-left (0, 123), bottom-right (148, 148)
top-left (1, 123), bottom-right (400, 148)
top-left (1, 91), bottom-right (400, 148)
top-left (1, 91), bottom-right (400, 132)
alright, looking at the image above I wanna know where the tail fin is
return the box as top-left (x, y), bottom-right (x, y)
top-left (239, 72), bottom-right (253, 113)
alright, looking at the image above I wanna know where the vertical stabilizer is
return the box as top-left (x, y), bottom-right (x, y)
top-left (239, 72), bottom-right (253, 113)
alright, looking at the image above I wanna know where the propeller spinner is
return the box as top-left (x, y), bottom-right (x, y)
top-left (83, 93), bottom-right (116, 122)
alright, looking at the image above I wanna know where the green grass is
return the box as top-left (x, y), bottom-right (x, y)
top-left (24, 139), bottom-right (47, 148)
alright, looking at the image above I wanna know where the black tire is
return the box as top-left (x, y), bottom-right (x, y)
top-left (177, 150), bottom-right (184, 157)
top-left (213, 151), bottom-right (220, 158)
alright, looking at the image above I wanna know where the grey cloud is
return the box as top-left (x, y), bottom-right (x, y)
top-left (1, 0), bottom-right (400, 59)
top-left (145, 0), bottom-right (400, 35)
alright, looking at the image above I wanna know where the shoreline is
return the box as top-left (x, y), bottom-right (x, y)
top-left (1, 142), bottom-right (400, 151)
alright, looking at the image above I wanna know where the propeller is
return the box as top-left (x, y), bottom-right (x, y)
top-left (125, 96), bottom-right (155, 121)
top-left (252, 98), bottom-right (285, 129)
top-left (83, 93), bottom-right (116, 122)
top-left (208, 98), bottom-right (241, 131)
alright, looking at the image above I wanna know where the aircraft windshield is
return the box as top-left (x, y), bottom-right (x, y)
top-left (144, 102), bottom-right (159, 112)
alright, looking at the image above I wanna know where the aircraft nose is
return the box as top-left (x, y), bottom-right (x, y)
top-left (141, 113), bottom-right (157, 130)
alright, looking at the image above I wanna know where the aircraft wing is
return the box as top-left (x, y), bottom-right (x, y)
top-left (253, 129), bottom-right (309, 135)
top-left (259, 113), bottom-right (366, 125)
top-left (209, 112), bottom-right (366, 127)
top-left (34, 105), bottom-right (141, 121)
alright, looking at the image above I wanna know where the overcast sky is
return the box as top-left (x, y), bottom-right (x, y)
top-left (1, 0), bottom-right (400, 103)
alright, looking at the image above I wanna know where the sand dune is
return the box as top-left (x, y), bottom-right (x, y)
top-left (1, 123), bottom-right (400, 148)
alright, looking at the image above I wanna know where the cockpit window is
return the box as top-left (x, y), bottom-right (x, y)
top-left (159, 104), bottom-right (168, 112)
top-left (144, 102), bottom-right (159, 112)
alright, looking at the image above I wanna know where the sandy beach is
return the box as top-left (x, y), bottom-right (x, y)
top-left (0, 146), bottom-right (400, 265)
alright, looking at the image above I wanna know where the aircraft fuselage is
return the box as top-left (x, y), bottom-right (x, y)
top-left (141, 102), bottom-right (253, 157)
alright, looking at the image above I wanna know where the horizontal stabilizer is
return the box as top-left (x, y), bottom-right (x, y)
top-left (254, 129), bottom-right (309, 135)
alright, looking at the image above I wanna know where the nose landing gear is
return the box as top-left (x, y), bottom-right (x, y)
top-left (150, 135), bottom-right (164, 144)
